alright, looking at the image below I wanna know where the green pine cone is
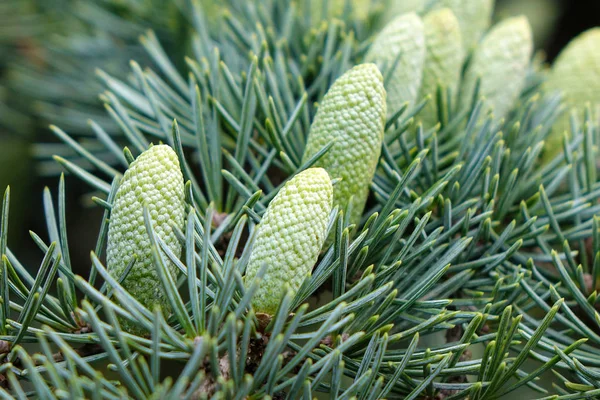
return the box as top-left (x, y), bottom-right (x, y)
top-left (365, 12), bottom-right (425, 115)
top-left (301, 63), bottom-right (386, 226)
top-left (244, 168), bottom-right (333, 315)
top-left (460, 16), bottom-right (532, 121)
top-left (418, 8), bottom-right (464, 128)
top-left (545, 28), bottom-right (600, 159)
top-left (438, 0), bottom-right (494, 51)
top-left (107, 144), bottom-right (185, 333)
top-left (381, 0), bottom-right (494, 51)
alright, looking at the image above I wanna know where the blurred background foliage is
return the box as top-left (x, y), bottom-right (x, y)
top-left (0, 1), bottom-right (598, 398)
top-left (0, 0), bottom-right (596, 270)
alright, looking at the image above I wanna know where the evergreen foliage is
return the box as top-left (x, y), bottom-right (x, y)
top-left (1, 1), bottom-right (600, 399)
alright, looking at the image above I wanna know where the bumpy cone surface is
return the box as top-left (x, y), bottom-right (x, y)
top-left (419, 8), bottom-right (464, 127)
top-left (365, 13), bottom-right (424, 115)
top-left (244, 168), bottom-right (333, 315)
top-left (460, 16), bottom-right (532, 120)
top-left (438, 0), bottom-right (494, 50)
top-left (301, 63), bottom-right (386, 226)
top-left (545, 28), bottom-right (600, 155)
top-left (107, 144), bottom-right (185, 333)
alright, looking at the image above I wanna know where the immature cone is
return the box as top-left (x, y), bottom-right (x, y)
top-left (107, 144), bottom-right (185, 333)
top-left (365, 13), bottom-right (425, 115)
top-left (381, 0), bottom-right (493, 51)
top-left (418, 8), bottom-right (464, 127)
top-left (302, 63), bottom-right (386, 226)
top-left (460, 16), bottom-right (533, 120)
top-left (545, 28), bottom-right (600, 157)
top-left (438, 0), bottom-right (494, 51)
top-left (244, 168), bottom-right (333, 315)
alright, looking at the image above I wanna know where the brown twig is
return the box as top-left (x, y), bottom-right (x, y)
top-left (190, 328), bottom-right (350, 397)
